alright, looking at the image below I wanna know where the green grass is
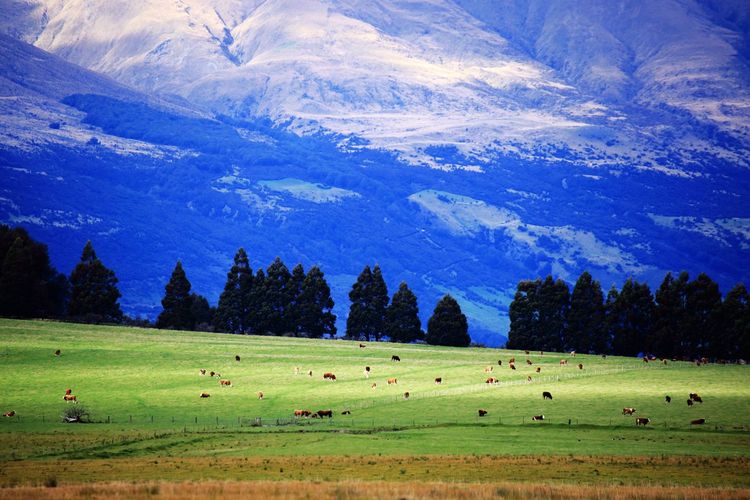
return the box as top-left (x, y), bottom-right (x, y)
top-left (0, 318), bottom-right (749, 487)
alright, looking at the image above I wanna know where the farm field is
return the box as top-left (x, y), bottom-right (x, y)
top-left (0, 319), bottom-right (749, 497)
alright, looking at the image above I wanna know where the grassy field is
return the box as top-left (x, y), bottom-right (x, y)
top-left (0, 319), bottom-right (749, 496)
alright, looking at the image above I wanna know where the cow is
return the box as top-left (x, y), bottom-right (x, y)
top-left (510, 363), bottom-right (516, 370)
top-left (54, 349), bottom-right (61, 356)
top-left (391, 355), bottom-right (401, 362)
top-left (665, 395), bottom-right (672, 403)
top-left (317, 409), bottom-right (333, 418)
top-left (387, 377), bottom-right (398, 385)
top-left (235, 355), bottom-right (241, 362)
top-left (509, 357), bottom-right (516, 364)
top-left (691, 418), bottom-right (706, 425)
top-left (3, 411), bottom-right (15, 417)
top-left (308, 370), bottom-right (313, 377)
top-left (311, 413), bottom-right (319, 418)
top-left (526, 359), bottom-right (532, 365)
top-left (532, 415), bottom-right (544, 421)
top-left (484, 366), bottom-right (493, 373)
top-left (323, 372), bottom-right (337, 381)
top-left (341, 410), bottom-right (351, 415)
top-left (403, 392), bottom-right (410, 400)
top-left (294, 409), bottom-right (312, 418)
top-left (199, 369), bottom-right (206, 376)
top-left (663, 359), bottom-right (668, 365)
top-left (540, 351), bottom-right (544, 356)
top-left (536, 367), bottom-right (541, 373)
top-left (257, 391), bottom-right (264, 400)
top-left (578, 363), bottom-right (584, 370)
top-left (210, 371), bottom-right (216, 377)
top-left (570, 351), bottom-right (576, 357)
top-left (560, 359), bottom-right (567, 366)
top-left (692, 395), bottom-right (703, 403)
top-left (364, 369), bottom-right (370, 379)
top-left (543, 391), bottom-right (553, 400)
top-left (636, 417), bottom-right (650, 426)
top-left (687, 399), bottom-right (694, 407)
top-left (643, 357), bottom-right (649, 363)
top-left (485, 377), bottom-right (498, 384)
top-left (65, 388), bottom-right (72, 395)
top-left (63, 394), bottom-right (77, 403)
top-left (602, 354), bottom-right (607, 359)
top-left (219, 379), bottom-right (232, 387)
top-left (371, 383), bottom-right (377, 389)
top-left (199, 392), bottom-right (210, 398)
top-left (497, 360), bottom-right (502, 366)
top-left (435, 377), bottom-right (442, 384)
top-left (525, 350), bottom-right (530, 355)
top-left (365, 366), bottom-right (371, 372)
top-left (622, 407), bottom-right (636, 415)
top-left (526, 376), bottom-right (532, 382)
top-left (478, 409), bottom-right (488, 417)
top-left (359, 343), bottom-right (366, 348)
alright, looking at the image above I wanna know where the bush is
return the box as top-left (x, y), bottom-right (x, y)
top-left (61, 403), bottom-right (90, 423)
top-left (44, 476), bottom-right (58, 488)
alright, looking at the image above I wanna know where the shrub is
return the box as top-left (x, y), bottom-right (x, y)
top-left (61, 403), bottom-right (90, 423)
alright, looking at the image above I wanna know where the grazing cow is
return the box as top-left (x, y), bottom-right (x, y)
top-left (692, 395), bottom-right (703, 403)
top-left (341, 410), bottom-right (351, 415)
top-left (622, 407), bottom-right (636, 415)
top-left (210, 371), bottom-right (216, 377)
top-left (525, 350), bottom-right (530, 355)
top-left (3, 411), bottom-right (14, 417)
top-left (478, 409), bottom-right (488, 417)
top-left (484, 366), bottom-right (493, 373)
top-left (527, 376), bottom-right (532, 382)
top-left (219, 379), bottom-right (232, 387)
top-left (570, 351), bottom-right (576, 357)
top-left (365, 366), bottom-right (371, 372)
top-left (63, 394), bottom-right (77, 403)
top-left (311, 413), bottom-right (319, 418)
top-left (485, 377), bottom-right (498, 384)
top-left (371, 383), bottom-right (377, 389)
top-left (199, 392), bottom-right (210, 398)
top-left (323, 372), bottom-right (337, 381)
top-left (403, 392), bottom-right (410, 400)
top-left (294, 409), bottom-right (312, 418)
top-left (509, 357), bottom-right (516, 364)
top-left (308, 370), bottom-right (313, 377)
top-left (526, 359), bottom-right (532, 365)
top-left (359, 343), bottom-right (366, 348)
top-left (317, 409), bottom-right (333, 418)
top-left (578, 363), bottom-right (584, 370)
top-left (536, 367), bottom-right (541, 373)
top-left (643, 357), bottom-right (649, 363)
top-left (497, 360), bottom-right (503, 366)
top-left (391, 355), bottom-right (401, 362)
top-left (510, 363), bottom-right (516, 370)
top-left (700, 357), bottom-right (709, 365)
top-left (532, 415), bottom-right (544, 421)
top-left (540, 351), bottom-right (544, 356)
top-left (235, 355), bottom-right (241, 362)
top-left (560, 359), bottom-right (567, 366)
top-left (257, 391), bottom-right (264, 400)
top-left (199, 369), bottom-right (206, 376)
top-left (665, 395), bottom-right (672, 403)
top-left (636, 417), bottom-right (650, 426)
top-left (689, 393), bottom-right (702, 402)
top-left (54, 350), bottom-right (61, 356)
top-left (435, 377), bottom-right (442, 384)
top-left (542, 391), bottom-right (553, 400)
top-left (691, 418), bottom-right (706, 425)
top-left (687, 399), bottom-right (694, 407)
top-left (387, 378), bottom-right (398, 385)
top-left (65, 388), bottom-right (72, 395)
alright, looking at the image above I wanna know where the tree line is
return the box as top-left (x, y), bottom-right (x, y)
top-left (507, 271), bottom-right (749, 360)
top-left (0, 225), bottom-right (470, 346)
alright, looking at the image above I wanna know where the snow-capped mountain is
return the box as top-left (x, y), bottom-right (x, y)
top-left (1, 1), bottom-right (749, 345)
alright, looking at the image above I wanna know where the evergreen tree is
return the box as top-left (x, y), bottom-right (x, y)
top-left (609, 279), bottom-right (655, 356)
top-left (296, 265), bottom-right (337, 338)
top-left (156, 261), bottom-right (194, 330)
top-left (506, 279), bottom-right (541, 350)
top-left (602, 285), bottom-right (619, 353)
top-left (537, 276), bottom-right (570, 352)
top-left (566, 271), bottom-right (605, 353)
top-left (0, 226), bottom-right (67, 318)
top-left (190, 293), bottom-right (213, 331)
top-left (684, 273), bottom-right (722, 358)
top-left (426, 294), bottom-right (470, 347)
top-left (652, 272), bottom-right (689, 357)
top-left (287, 263), bottom-right (307, 336)
top-left (369, 266), bottom-right (389, 341)
top-left (214, 248), bottom-right (253, 333)
top-left (385, 282), bottom-right (423, 343)
top-left (247, 269), bottom-right (268, 334)
top-left (263, 257), bottom-right (293, 335)
top-left (720, 283), bottom-right (750, 359)
top-left (68, 241), bottom-right (122, 323)
top-left (346, 266), bottom-right (375, 340)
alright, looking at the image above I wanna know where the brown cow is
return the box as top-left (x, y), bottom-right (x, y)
top-left (403, 392), bottom-right (410, 400)
top-left (235, 355), bottom-right (241, 362)
top-left (578, 363), bottom-right (584, 370)
top-left (509, 357), bottom-right (515, 364)
top-left (526, 359), bottom-right (532, 365)
top-left (371, 383), bottom-right (377, 389)
top-left (199, 369), bottom-right (206, 376)
top-left (636, 417), bottom-right (650, 426)
top-left (435, 377), bottom-right (442, 384)
top-left (485, 377), bottom-right (498, 384)
top-left (387, 378), bottom-right (398, 385)
top-left (323, 372), bottom-right (337, 381)
top-left (3, 411), bottom-right (15, 417)
top-left (691, 418), bottom-right (706, 425)
top-left (510, 363), bottom-right (516, 370)
top-left (219, 379), bottom-right (232, 387)
top-left (65, 388), bottom-right (72, 395)
top-left (542, 391), bottom-right (553, 400)
top-left (526, 376), bottom-right (532, 382)
top-left (692, 395), bottom-right (703, 403)
top-left (622, 407), bottom-right (636, 415)
top-left (294, 409), bottom-right (312, 418)
top-left (484, 366), bottom-right (493, 373)
top-left (525, 350), bottom-right (530, 355)
top-left (560, 359), bottom-right (567, 365)
top-left (478, 409), bottom-right (488, 417)
top-left (199, 392), bottom-right (210, 398)
top-left (63, 394), bottom-right (77, 403)
top-left (532, 414), bottom-right (544, 421)
top-left (317, 409), bottom-right (333, 418)
top-left (536, 367), bottom-right (541, 373)
top-left (391, 355), bottom-right (401, 362)
top-left (257, 391), bottom-right (264, 400)
top-left (497, 360), bottom-right (503, 366)
top-left (359, 343), bottom-right (366, 348)
top-left (687, 399), bottom-right (694, 407)
top-left (54, 350), bottom-right (61, 356)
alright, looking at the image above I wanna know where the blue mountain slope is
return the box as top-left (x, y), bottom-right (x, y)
top-left (1, 35), bottom-right (749, 346)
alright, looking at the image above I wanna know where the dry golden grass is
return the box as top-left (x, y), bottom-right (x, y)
top-left (0, 480), bottom-right (748, 499)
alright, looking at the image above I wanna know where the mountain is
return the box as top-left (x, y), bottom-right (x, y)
top-left (1, 2), bottom-right (749, 345)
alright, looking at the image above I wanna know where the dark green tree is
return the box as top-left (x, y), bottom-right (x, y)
top-left (247, 268), bottom-right (268, 334)
top-left (190, 293), bottom-right (214, 331)
top-left (684, 273), bottom-right (722, 358)
top-left (720, 283), bottom-right (750, 359)
top-left (214, 248), bottom-right (253, 333)
top-left (652, 272), bottom-right (689, 357)
top-left (385, 282), bottom-right (423, 343)
top-left (566, 271), bottom-right (605, 353)
top-left (262, 257), bottom-right (293, 335)
top-left (369, 266), bottom-right (389, 341)
top-left (0, 227), bottom-right (67, 318)
top-left (287, 263), bottom-right (307, 336)
top-left (608, 279), bottom-right (655, 356)
top-left (156, 261), bottom-right (194, 330)
top-left (536, 276), bottom-right (570, 352)
top-left (296, 265), bottom-right (337, 338)
top-left (346, 265), bottom-right (373, 340)
top-left (506, 279), bottom-right (540, 350)
top-left (68, 241), bottom-right (122, 323)
top-left (426, 294), bottom-right (470, 347)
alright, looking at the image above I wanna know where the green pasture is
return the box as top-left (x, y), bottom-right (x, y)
top-left (0, 318), bottom-right (749, 469)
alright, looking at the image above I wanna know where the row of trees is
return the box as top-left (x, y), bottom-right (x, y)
top-left (507, 271), bottom-right (750, 359)
top-left (0, 226), bottom-right (470, 346)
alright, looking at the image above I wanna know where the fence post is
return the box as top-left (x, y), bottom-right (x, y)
top-left (129, 415), bottom-right (132, 423)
